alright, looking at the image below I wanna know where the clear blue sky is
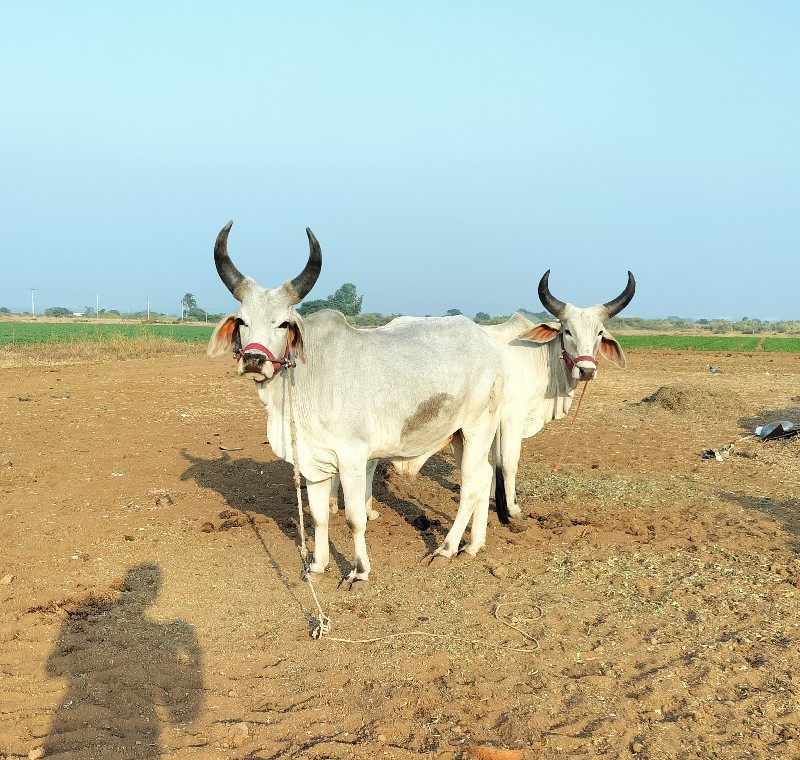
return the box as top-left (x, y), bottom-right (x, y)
top-left (2, 2), bottom-right (798, 320)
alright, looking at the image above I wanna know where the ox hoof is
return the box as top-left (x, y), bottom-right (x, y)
top-left (457, 547), bottom-right (480, 559)
top-left (337, 577), bottom-right (368, 593)
top-left (427, 554), bottom-right (451, 568)
top-left (366, 509), bottom-right (381, 521)
top-left (303, 570), bottom-right (325, 583)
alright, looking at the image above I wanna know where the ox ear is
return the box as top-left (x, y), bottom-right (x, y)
top-left (599, 332), bottom-right (627, 368)
top-left (518, 323), bottom-right (560, 343)
top-left (207, 314), bottom-right (239, 358)
top-left (288, 317), bottom-right (307, 364)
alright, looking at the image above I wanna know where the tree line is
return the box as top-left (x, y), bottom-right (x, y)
top-left (4, 286), bottom-right (800, 333)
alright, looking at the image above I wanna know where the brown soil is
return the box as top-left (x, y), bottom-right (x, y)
top-left (1, 348), bottom-right (799, 759)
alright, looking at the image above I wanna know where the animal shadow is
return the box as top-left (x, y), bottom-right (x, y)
top-left (718, 491), bottom-right (800, 548)
top-left (738, 398), bottom-right (800, 432)
top-left (180, 451), bottom-right (351, 579)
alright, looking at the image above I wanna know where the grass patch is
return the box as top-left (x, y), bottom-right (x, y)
top-left (618, 335), bottom-right (761, 351)
top-left (0, 331), bottom-right (205, 368)
top-left (0, 322), bottom-right (213, 346)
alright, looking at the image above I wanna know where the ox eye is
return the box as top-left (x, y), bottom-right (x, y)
top-left (235, 317), bottom-right (247, 327)
top-left (278, 321), bottom-right (290, 329)
top-left (598, 330), bottom-right (604, 336)
top-left (564, 329), bottom-right (572, 337)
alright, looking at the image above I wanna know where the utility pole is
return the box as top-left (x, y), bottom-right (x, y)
top-left (147, 299), bottom-right (150, 321)
top-left (30, 288), bottom-right (35, 317)
top-left (96, 293), bottom-right (99, 319)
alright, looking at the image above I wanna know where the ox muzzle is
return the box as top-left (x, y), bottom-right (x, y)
top-left (236, 341), bottom-right (293, 381)
top-left (560, 335), bottom-right (598, 381)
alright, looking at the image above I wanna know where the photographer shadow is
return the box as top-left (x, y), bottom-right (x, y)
top-left (42, 563), bottom-right (202, 759)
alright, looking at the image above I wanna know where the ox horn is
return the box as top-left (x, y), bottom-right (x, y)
top-left (537, 270), bottom-right (566, 318)
top-left (213, 221), bottom-right (246, 298)
top-left (287, 228), bottom-right (322, 304)
top-left (602, 271), bottom-right (636, 318)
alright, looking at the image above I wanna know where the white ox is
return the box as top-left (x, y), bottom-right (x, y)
top-left (206, 222), bottom-right (507, 589)
top-left (331, 270), bottom-right (635, 522)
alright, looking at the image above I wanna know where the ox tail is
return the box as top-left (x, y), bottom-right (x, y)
top-left (492, 428), bottom-right (511, 524)
top-left (495, 466), bottom-right (511, 524)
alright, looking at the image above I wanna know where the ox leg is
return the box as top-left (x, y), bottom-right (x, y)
top-left (364, 459), bottom-right (380, 521)
top-left (338, 465), bottom-right (371, 590)
top-left (306, 478), bottom-right (333, 577)
top-left (434, 435), bottom-right (494, 560)
top-left (328, 473), bottom-right (341, 515)
top-left (331, 463), bottom-right (380, 520)
top-left (499, 419), bottom-right (525, 518)
top-left (462, 461), bottom-right (494, 555)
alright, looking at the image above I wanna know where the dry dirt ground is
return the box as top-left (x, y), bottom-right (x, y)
top-left (1, 348), bottom-right (799, 760)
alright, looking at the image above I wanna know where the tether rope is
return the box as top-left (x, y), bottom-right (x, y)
top-left (552, 381), bottom-right (589, 473)
top-left (286, 363), bottom-right (331, 639)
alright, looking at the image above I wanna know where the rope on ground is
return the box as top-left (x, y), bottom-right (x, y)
top-left (324, 601), bottom-right (542, 653)
top-left (552, 381), bottom-right (589, 472)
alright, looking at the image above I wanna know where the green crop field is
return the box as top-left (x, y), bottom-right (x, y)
top-left (617, 334), bottom-right (762, 351)
top-left (759, 337), bottom-right (800, 353)
top-left (3, 321), bottom-right (800, 354)
top-left (0, 322), bottom-right (214, 345)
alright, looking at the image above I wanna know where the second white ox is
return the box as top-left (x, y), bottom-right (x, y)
top-left (206, 222), bottom-right (507, 589)
top-left (331, 270), bottom-right (635, 523)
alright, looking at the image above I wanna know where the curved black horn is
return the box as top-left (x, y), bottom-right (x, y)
top-left (602, 271), bottom-right (636, 318)
top-left (287, 228), bottom-right (322, 303)
top-left (538, 270), bottom-right (567, 318)
top-left (213, 221), bottom-right (246, 298)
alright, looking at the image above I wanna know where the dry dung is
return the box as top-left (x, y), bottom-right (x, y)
top-left (640, 383), bottom-right (745, 415)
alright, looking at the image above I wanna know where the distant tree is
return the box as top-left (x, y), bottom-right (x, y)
top-left (0, 306), bottom-right (10, 314)
top-left (44, 306), bottom-right (72, 317)
top-left (181, 293), bottom-right (198, 312)
top-left (84, 306), bottom-right (95, 317)
top-left (185, 306), bottom-right (207, 322)
top-left (326, 283), bottom-right (363, 316)
top-left (297, 283), bottom-right (364, 317)
top-left (296, 298), bottom-right (330, 316)
top-left (445, 308), bottom-right (462, 316)
top-left (475, 311), bottom-right (491, 322)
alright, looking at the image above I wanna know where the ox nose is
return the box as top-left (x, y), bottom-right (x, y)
top-left (578, 365), bottom-right (596, 381)
top-left (242, 351), bottom-right (266, 371)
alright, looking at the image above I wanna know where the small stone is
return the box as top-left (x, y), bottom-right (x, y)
top-left (489, 565), bottom-right (508, 579)
top-left (201, 522), bottom-right (216, 533)
top-left (631, 741), bottom-right (644, 753)
top-left (0, 574), bottom-right (13, 586)
top-left (29, 748), bottom-right (46, 760)
top-left (229, 722), bottom-right (249, 748)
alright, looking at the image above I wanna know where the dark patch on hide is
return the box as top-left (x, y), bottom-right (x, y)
top-left (401, 393), bottom-right (452, 437)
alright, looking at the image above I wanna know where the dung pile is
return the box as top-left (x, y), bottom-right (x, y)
top-left (640, 383), bottom-right (746, 416)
